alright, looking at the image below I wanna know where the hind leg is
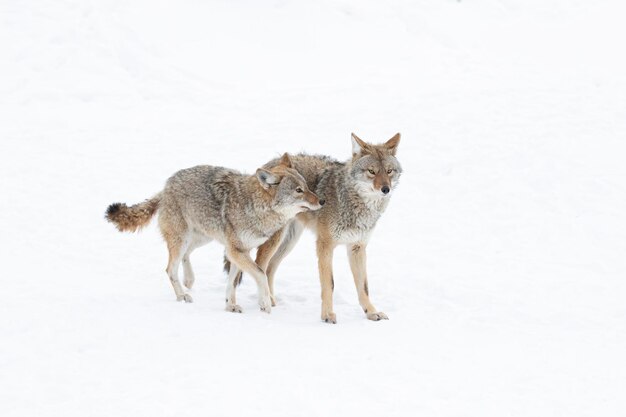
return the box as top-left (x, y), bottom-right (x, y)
top-left (183, 238), bottom-right (206, 289)
top-left (159, 206), bottom-right (193, 302)
top-left (164, 234), bottom-right (193, 303)
top-left (182, 251), bottom-right (195, 290)
top-left (225, 263), bottom-right (243, 313)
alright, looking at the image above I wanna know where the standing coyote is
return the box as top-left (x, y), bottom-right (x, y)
top-left (105, 154), bottom-right (323, 313)
top-left (227, 133), bottom-right (402, 323)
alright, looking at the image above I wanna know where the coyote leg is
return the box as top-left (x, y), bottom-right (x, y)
top-left (182, 240), bottom-right (202, 289)
top-left (226, 247), bottom-right (272, 313)
top-left (225, 263), bottom-right (243, 313)
top-left (165, 236), bottom-right (192, 303)
top-left (317, 236), bottom-right (336, 323)
top-left (256, 220), bottom-right (305, 306)
top-left (348, 244), bottom-right (387, 321)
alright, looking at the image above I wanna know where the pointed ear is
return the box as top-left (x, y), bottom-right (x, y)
top-left (256, 168), bottom-right (280, 190)
top-left (279, 152), bottom-right (293, 168)
top-left (351, 133), bottom-right (369, 157)
top-left (384, 133), bottom-right (401, 155)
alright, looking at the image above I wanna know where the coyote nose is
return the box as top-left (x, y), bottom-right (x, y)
top-left (319, 199), bottom-right (326, 206)
top-left (381, 186), bottom-right (390, 195)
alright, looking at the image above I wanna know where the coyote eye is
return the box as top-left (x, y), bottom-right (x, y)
top-left (295, 187), bottom-right (303, 193)
top-left (387, 169), bottom-right (393, 174)
top-left (367, 169), bottom-right (375, 175)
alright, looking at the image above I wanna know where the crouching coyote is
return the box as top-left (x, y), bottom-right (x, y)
top-left (105, 153), bottom-right (323, 313)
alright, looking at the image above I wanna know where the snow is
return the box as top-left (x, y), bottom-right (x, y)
top-left (1, 0), bottom-right (625, 416)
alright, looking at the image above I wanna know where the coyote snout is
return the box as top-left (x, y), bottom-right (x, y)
top-left (266, 161), bottom-right (324, 217)
top-left (299, 193), bottom-right (324, 211)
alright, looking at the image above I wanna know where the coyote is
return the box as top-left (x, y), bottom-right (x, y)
top-left (105, 154), bottom-right (323, 313)
top-left (227, 133), bottom-right (402, 323)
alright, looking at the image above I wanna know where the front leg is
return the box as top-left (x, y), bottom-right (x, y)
top-left (226, 246), bottom-right (272, 313)
top-left (255, 228), bottom-right (286, 306)
top-left (317, 236), bottom-right (336, 323)
top-left (258, 220), bottom-right (306, 307)
top-left (348, 244), bottom-right (388, 321)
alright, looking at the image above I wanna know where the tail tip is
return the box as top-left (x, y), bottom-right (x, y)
top-left (105, 202), bottom-right (124, 220)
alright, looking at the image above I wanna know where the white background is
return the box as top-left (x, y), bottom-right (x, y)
top-left (1, 0), bottom-right (625, 416)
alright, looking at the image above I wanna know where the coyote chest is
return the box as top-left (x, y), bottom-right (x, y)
top-left (332, 208), bottom-right (382, 244)
top-left (330, 188), bottom-right (389, 244)
top-left (237, 230), bottom-right (272, 250)
top-left (228, 205), bottom-right (288, 250)
top-left (335, 228), bottom-right (372, 244)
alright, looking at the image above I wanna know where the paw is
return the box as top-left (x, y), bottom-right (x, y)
top-left (321, 312), bottom-right (337, 324)
top-left (184, 279), bottom-right (194, 289)
top-left (225, 304), bottom-right (243, 313)
top-left (176, 294), bottom-right (193, 303)
top-left (366, 311), bottom-right (388, 321)
top-left (270, 294), bottom-right (277, 307)
top-left (259, 297), bottom-right (272, 314)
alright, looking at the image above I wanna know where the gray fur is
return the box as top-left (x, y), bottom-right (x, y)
top-left (264, 146), bottom-right (402, 244)
top-left (106, 156), bottom-right (322, 313)
top-left (160, 165), bottom-right (314, 247)
top-left (252, 133), bottom-right (402, 322)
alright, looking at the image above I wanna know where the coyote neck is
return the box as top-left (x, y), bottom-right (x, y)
top-left (239, 176), bottom-right (290, 234)
top-left (342, 164), bottom-right (389, 214)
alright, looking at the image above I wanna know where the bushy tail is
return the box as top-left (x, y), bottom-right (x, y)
top-left (105, 193), bottom-right (161, 233)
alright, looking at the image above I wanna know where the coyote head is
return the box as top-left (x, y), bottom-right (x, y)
top-left (256, 153), bottom-right (324, 216)
top-left (349, 133), bottom-right (402, 199)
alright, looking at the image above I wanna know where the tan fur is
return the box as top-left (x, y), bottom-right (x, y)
top-left (316, 232), bottom-right (337, 323)
top-left (251, 133), bottom-right (402, 323)
top-left (254, 228), bottom-right (285, 306)
top-left (106, 153), bottom-right (322, 311)
top-left (347, 243), bottom-right (387, 320)
top-left (105, 195), bottom-right (161, 233)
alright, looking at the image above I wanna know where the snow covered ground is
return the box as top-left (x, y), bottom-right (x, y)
top-left (1, 0), bottom-right (625, 415)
